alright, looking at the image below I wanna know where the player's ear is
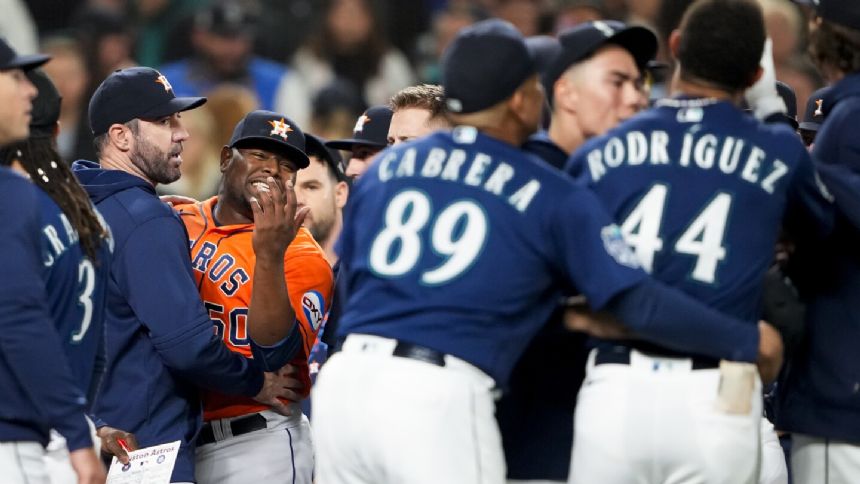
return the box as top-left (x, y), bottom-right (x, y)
top-left (108, 123), bottom-right (130, 152)
top-left (554, 76), bottom-right (577, 112)
top-left (335, 180), bottom-right (349, 209)
top-left (219, 146), bottom-right (233, 172)
top-left (668, 30), bottom-right (681, 60)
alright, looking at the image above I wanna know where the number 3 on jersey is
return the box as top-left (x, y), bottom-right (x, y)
top-left (369, 190), bottom-right (488, 285)
top-left (621, 183), bottom-right (731, 284)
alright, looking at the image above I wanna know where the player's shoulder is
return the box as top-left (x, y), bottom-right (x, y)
top-left (0, 167), bottom-right (39, 217)
top-left (287, 227), bottom-right (327, 259)
top-left (175, 198), bottom-right (214, 227)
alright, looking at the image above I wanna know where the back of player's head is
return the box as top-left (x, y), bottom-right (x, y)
top-left (677, 0), bottom-right (765, 93)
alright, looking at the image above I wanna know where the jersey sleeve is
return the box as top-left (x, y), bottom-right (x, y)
top-left (0, 180), bottom-right (92, 451)
top-left (548, 186), bottom-right (647, 310)
top-left (286, 241), bottom-right (335, 358)
top-left (811, 101), bottom-right (860, 229)
top-left (784, 148), bottom-right (834, 243)
top-left (114, 215), bottom-right (264, 397)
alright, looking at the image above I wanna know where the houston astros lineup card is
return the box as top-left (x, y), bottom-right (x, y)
top-left (106, 440), bottom-right (180, 484)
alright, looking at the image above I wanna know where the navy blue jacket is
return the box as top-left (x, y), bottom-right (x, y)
top-left (72, 160), bottom-right (266, 482)
top-left (777, 72), bottom-right (860, 442)
top-left (0, 167), bottom-right (92, 451)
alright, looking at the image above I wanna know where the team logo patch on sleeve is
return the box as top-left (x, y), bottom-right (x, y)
top-left (601, 224), bottom-right (641, 269)
top-left (302, 291), bottom-right (326, 331)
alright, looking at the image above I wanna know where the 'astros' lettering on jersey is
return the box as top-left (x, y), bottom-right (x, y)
top-left (178, 197), bottom-right (334, 421)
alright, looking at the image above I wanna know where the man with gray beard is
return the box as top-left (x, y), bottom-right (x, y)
top-left (71, 67), bottom-right (300, 483)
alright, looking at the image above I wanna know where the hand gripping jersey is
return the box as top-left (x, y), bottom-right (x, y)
top-left (566, 98), bottom-right (833, 326)
top-left (177, 197), bottom-right (334, 420)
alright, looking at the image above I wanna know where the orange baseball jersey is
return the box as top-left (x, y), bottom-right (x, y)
top-left (177, 197), bottom-right (334, 421)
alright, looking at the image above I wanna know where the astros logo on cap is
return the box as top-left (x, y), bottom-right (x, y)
top-left (155, 74), bottom-right (173, 92)
top-left (353, 114), bottom-right (370, 133)
top-left (814, 99), bottom-right (824, 117)
top-left (268, 118), bottom-right (293, 140)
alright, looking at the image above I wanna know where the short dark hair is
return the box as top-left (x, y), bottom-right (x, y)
top-left (389, 84), bottom-right (447, 119)
top-left (810, 19), bottom-right (860, 76)
top-left (305, 144), bottom-right (347, 183)
top-left (678, 0), bottom-right (765, 93)
top-left (93, 119), bottom-right (139, 155)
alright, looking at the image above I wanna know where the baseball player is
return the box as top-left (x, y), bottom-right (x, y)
top-left (499, 21), bottom-right (658, 484)
top-left (387, 84), bottom-right (451, 146)
top-left (174, 110), bottom-right (333, 484)
top-left (564, 1), bottom-right (833, 483)
top-left (326, 104), bottom-right (393, 180)
top-left (295, 133), bottom-right (349, 414)
top-left (312, 19), bottom-right (784, 484)
top-left (72, 68), bottom-right (300, 483)
top-left (775, 1), bottom-right (860, 483)
top-left (797, 85), bottom-right (832, 149)
top-left (295, 133), bottom-right (349, 265)
top-left (0, 41), bottom-right (105, 484)
top-left (1, 69), bottom-right (113, 484)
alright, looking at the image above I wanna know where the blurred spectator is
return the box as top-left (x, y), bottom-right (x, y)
top-left (132, 0), bottom-right (208, 67)
top-left (159, 0), bottom-right (312, 126)
top-left (254, 0), bottom-right (317, 61)
top-left (24, 0), bottom-right (86, 36)
top-left (310, 79), bottom-right (368, 140)
top-left (554, 0), bottom-right (606, 33)
top-left (292, 0), bottom-right (416, 107)
top-left (157, 105), bottom-right (222, 200)
top-left (203, 83), bottom-right (261, 145)
top-left (415, 4), bottom-right (483, 83)
top-left (71, 6), bottom-right (137, 86)
top-left (494, 0), bottom-right (544, 36)
top-left (0, 0), bottom-right (38, 54)
top-left (761, 0), bottom-right (804, 67)
top-left (40, 36), bottom-right (97, 163)
top-left (625, 0), bottom-right (661, 29)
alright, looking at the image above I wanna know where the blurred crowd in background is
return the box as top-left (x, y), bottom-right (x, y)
top-left (7, 0), bottom-right (823, 199)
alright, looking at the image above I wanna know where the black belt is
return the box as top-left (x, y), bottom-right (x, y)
top-left (197, 413), bottom-right (267, 446)
top-left (392, 341), bottom-right (446, 367)
top-left (594, 347), bottom-right (719, 370)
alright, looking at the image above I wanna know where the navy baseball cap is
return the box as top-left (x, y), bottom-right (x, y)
top-left (28, 69), bottom-right (61, 138)
top-left (545, 21), bottom-right (657, 96)
top-left (0, 38), bottom-right (50, 72)
top-left (305, 133), bottom-right (346, 181)
top-left (88, 67), bottom-right (206, 135)
top-left (442, 19), bottom-right (538, 114)
top-left (525, 36), bottom-right (562, 97)
top-left (325, 105), bottom-right (393, 151)
top-left (815, 0), bottom-right (860, 30)
top-left (229, 110), bottom-right (309, 169)
top-left (799, 86), bottom-right (833, 132)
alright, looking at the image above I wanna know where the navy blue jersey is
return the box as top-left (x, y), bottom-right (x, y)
top-left (567, 98), bottom-right (832, 325)
top-left (336, 128), bottom-right (647, 385)
top-left (36, 187), bottom-right (112, 401)
top-left (0, 167), bottom-right (92, 451)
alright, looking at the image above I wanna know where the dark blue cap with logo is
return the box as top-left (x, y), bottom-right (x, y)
top-left (0, 38), bottom-right (50, 72)
top-left (800, 85), bottom-right (833, 132)
top-left (442, 19), bottom-right (537, 114)
top-left (88, 67), bottom-right (206, 135)
top-left (305, 133), bottom-right (346, 180)
top-left (545, 21), bottom-right (657, 95)
top-left (229, 110), bottom-right (309, 168)
top-left (325, 105), bottom-right (393, 151)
